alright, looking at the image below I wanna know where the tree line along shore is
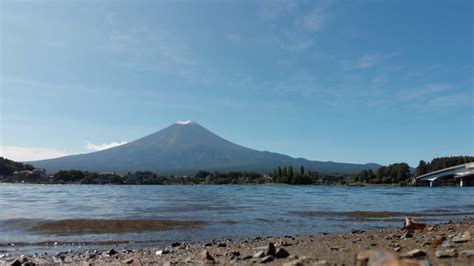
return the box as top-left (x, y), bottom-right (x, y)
top-left (0, 156), bottom-right (472, 185)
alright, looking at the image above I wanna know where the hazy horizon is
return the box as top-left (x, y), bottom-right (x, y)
top-left (1, 0), bottom-right (473, 166)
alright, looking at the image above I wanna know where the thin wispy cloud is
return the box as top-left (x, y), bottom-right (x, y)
top-left (428, 91), bottom-right (473, 107)
top-left (356, 54), bottom-right (380, 69)
top-left (398, 83), bottom-right (454, 102)
top-left (226, 34), bottom-right (241, 42)
top-left (101, 25), bottom-right (201, 79)
top-left (340, 54), bottom-right (382, 71)
top-left (299, 5), bottom-right (328, 32)
top-left (86, 141), bottom-right (128, 152)
top-left (259, 0), bottom-right (297, 20)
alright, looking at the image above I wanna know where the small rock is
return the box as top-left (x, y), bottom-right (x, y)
top-left (403, 217), bottom-right (427, 232)
top-left (357, 250), bottom-right (398, 265)
top-left (217, 242), bottom-right (227, 247)
top-left (274, 248), bottom-right (290, 258)
top-left (314, 261), bottom-right (328, 265)
top-left (405, 249), bottom-right (426, 258)
top-left (394, 247), bottom-right (401, 252)
top-left (441, 240), bottom-right (456, 248)
top-left (452, 231), bottom-right (471, 243)
top-left (435, 249), bottom-right (457, 258)
top-left (171, 242), bottom-right (181, 247)
top-left (351, 230), bottom-right (365, 234)
top-left (253, 251), bottom-right (265, 258)
top-left (261, 255), bottom-right (274, 263)
top-left (459, 250), bottom-right (474, 257)
top-left (230, 251), bottom-right (240, 256)
top-left (200, 250), bottom-right (215, 262)
top-left (122, 257), bottom-right (135, 264)
top-left (431, 235), bottom-right (446, 245)
top-left (266, 243), bottom-right (276, 256)
top-left (204, 243), bottom-right (212, 247)
top-left (241, 255), bottom-right (252, 260)
top-left (156, 250), bottom-right (163, 255)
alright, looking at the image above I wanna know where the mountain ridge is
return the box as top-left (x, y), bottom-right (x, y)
top-left (30, 121), bottom-right (380, 174)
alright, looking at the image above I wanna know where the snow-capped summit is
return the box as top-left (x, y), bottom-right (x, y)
top-left (176, 120), bottom-right (193, 125)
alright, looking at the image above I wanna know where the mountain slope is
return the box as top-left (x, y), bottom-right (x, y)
top-left (30, 121), bottom-right (380, 174)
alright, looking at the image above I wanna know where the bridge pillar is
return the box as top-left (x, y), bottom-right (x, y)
top-left (430, 181), bottom-right (435, 187)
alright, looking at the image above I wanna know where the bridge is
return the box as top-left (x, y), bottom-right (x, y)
top-left (415, 162), bottom-right (474, 187)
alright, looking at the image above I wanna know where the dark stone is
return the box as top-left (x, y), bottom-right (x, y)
top-left (10, 259), bottom-right (22, 266)
top-left (204, 243), bottom-right (212, 247)
top-left (217, 243), bottom-right (227, 247)
top-left (171, 242), bottom-right (181, 247)
top-left (274, 248), bottom-right (290, 258)
top-left (400, 231), bottom-right (413, 239)
top-left (266, 243), bottom-right (276, 256)
top-left (107, 249), bottom-right (117, 256)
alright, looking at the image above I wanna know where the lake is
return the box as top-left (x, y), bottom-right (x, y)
top-left (1, 184), bottom-right (473, 254)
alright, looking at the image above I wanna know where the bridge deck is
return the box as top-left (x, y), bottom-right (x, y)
top-left (416, 162), bottom-right (474, 181)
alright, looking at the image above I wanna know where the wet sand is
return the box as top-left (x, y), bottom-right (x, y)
top-left (1, 218), bottom-right (473, 265)
top-left (29, 219), bottom-right (206, 234)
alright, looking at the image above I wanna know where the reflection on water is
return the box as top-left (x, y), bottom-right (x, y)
top-left (1, 184), bottom-right (473, 252)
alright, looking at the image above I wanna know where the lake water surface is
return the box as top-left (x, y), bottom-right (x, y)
top-left (1, 184), bottom-right (473, 254)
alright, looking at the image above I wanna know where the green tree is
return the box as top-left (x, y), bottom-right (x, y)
top-left (299, 165), bottom-right (305, 176)
top-left (288, 166), bottom-right (294, 179)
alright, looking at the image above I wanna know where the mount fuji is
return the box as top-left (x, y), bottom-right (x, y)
top-left (30, 121), bottom-right (380, 174)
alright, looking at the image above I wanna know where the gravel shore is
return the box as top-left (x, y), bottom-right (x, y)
top-left (1, 218), bottom-right (473, 265)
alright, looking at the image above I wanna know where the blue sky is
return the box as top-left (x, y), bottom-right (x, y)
top-left (1, 0), bottom-right (473, 166)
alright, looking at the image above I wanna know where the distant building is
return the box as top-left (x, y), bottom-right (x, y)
top-left (320, 175), bottom-right (344, 184)
top-left (32, 168), bottom-right (47, 178)
top-left (97, 172), bottom-right (116, 180)
top-left (13, 170), bottom-right (33, 178)
top-left (13, 168), bottom-right (46, 179)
